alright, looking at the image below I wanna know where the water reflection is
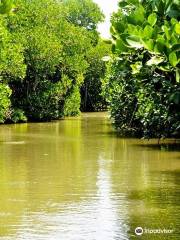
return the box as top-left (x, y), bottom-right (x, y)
top-left (0, 112), bottom-right (179, 239)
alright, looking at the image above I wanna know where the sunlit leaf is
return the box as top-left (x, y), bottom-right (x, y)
top-left (146, 56), bottom-right (164, 66)
top-left (115, 38), bottom-right (129, 52)
top-left (175, 23), bottom-right (180, 34)
top-left (142, 39), bottom-right (154, 51)
top-left (143, 25), bottom-right (154, 38)
top-left (169, 52), bottom-right (178, 67)
top-left (130, 61), bottom-right (142, 74)
top-left (148, 13), bottom-right (157, 26)
top-left (102, 56), bottom-right (111, 62)
top-left (176, 69), bottom-right (180, 82)
top-left (126, 36), bottom-right (143, 49)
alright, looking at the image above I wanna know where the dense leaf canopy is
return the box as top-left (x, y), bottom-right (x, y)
top-left (0, 0), bottom-right (107, 122)
top-left (103, 0), bottom-right (180, 138)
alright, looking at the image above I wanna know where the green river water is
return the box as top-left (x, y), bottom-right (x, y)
top-left (0, 112), bottom-right (179, 240)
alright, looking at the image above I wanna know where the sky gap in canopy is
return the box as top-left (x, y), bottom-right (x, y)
top-left (93, 0), bottom-right (118, 39)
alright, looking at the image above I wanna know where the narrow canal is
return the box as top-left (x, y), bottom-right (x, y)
top-left (0, 112), bottom-right (179, 239)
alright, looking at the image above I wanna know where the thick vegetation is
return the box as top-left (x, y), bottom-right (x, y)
top-left (103, 0), bottom-right (180, 138)
top-left (0, 0), bottom-right (108, 123)
top-left (0, 0), bottom-right (179, 139)
top-left (81, 41), bottom-right (110, 112)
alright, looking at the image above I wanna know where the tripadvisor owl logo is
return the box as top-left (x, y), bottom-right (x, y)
top-left (135, 227), bottom-right (143, 236)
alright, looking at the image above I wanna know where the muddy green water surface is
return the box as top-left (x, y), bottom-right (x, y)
top-left (0, 112), bottom-right (180, 240)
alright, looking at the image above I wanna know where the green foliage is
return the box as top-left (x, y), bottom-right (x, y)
top-left (104, 0), bottom-right (180, 138)
top-left (81, 41), bottom-right (110, 112)
top-left (11, 108), bottom-right (27, 123)
top-left (102, 57), bottom-right (142, 136)
top-left (0, 16), bottom-right (25, 80)
top-left (22, 81), bottom-right (64, 121)
top-left (0, 83), bottom-right (11, 123)
top-left (63, 0), bottom-right (104, 46)
top-left (0, 6), bottom-right (25, 123)
top-left (135, 76), bottom-right (180, 138)
top-left (0, 0), bottom-right (103, 122)
top-left (112, 0), bottom-right (180, 73)
top-left (0, 0), bottom-right (14, 14)
top-left (63, 85), bottom-right (81, 116)
top-left (63, 0), bottom-right (104, 30)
